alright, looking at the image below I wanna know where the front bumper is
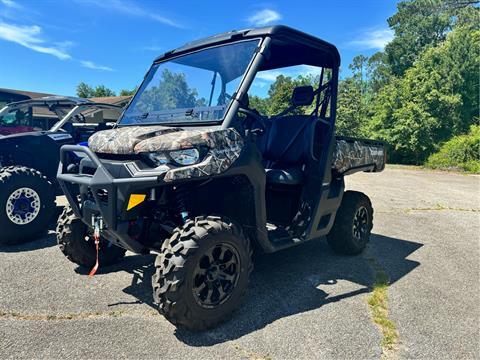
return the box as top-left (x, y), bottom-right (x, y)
top-left (57, 145), bottom-right (163, 252)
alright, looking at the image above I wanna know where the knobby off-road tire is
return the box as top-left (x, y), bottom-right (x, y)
top-left (0, 166), bottom-right (55, 245)
top-left (327, 191), bottom-right (373, 255)
top-left (152, 216), bottom-right (253, 330)
top-left (56, 206), bottom-right (126, 268)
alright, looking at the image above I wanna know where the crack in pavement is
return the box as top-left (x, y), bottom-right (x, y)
top-left (0, 309), bottom-right (141, 321)
top-left (377, 205), bottom-right (479, 214)
top-left (365, 250), bottom-right (400, 360)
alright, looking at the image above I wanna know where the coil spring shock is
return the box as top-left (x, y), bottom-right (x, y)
top-left (174, 186), bottom-right (189, 223)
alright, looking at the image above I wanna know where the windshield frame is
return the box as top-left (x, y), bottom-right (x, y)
top-left (117, 38), bottom-right (263, 127)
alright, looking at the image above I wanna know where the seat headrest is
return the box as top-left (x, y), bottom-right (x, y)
top-left (291, 86), bottom-right (314, 107)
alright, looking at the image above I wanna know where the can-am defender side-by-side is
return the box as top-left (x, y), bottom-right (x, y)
top-left (57, 26), bottom-right (385, 330)
top-left (0, 97), bottom-right (123, 245)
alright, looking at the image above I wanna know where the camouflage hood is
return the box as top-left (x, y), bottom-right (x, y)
top-left (88, 126), bottom-right (180, 154)
top-left (88, 125), bottom-right (239, 155)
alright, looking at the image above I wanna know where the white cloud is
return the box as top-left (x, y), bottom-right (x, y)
top-left (80, 60), bottom-right (114, 71)
top-left (0, 22), bottom-right (71, 59)
top-left (257, 70), bottom-right (283, 82)
top-left (76, 0), bottom-right (184, 28)
top-left (348, 28), bottom-right (394, 50)
top-left (253, 81), bottom-right (268, 88)
top-left (247, 9), bottom-right (281, 26)
top-left (256, 65), bottom-right (321, 82)
top-left (142, 45), bottom-right (163, 52)
top-left (0, 0), bottom-right (20, 8)
top-left (0, 20), bottom-right (114, 71)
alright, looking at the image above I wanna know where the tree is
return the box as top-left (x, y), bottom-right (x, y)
top-left (366, 52), bottom-right (391, 94)
top-left (250, 74), bottom-right (318, 116)
top-left (368, 24), bottom-right (479, 163)
top-left (336, 55), bottom-right (377, 137)
top-left (92, 85), bottom-right (116, 97)
top-left (76, 82), bottom-right (116, 98)
top-left (349, 55), bottom-right (368, 91)
top-left (119, 87), bottom-right (138, 96)
top-left (76, 82), bottom-right (95, 98)
top-left (385, 0), bottom-right (478, 76)
top-left (336, 77), bottom-right (367, 137)
top-left (135, 69), bottom-right (205, 113)
top-left (249, 95), bottom-right (269, 115)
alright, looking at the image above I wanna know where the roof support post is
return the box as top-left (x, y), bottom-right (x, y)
top-left (222, 37), bottom-right (272, 129)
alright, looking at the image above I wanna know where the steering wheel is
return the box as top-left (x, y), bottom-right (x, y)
top-left (238, 107), bottom-right (266, 133)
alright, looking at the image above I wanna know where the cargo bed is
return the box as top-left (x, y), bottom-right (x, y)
top-left (332, 136), bottom-right (386, 175)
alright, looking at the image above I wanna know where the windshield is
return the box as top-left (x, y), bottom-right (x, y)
top-left (119, 40), bottom-right (260, 125)
top-left (0, 107), bottom-right (36, 135)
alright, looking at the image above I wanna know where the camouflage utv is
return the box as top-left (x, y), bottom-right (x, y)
top-left (57, 26), bottom-right (385, 330)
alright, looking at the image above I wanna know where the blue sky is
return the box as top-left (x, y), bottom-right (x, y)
top-left (0, 0), bottom-right (398, 96)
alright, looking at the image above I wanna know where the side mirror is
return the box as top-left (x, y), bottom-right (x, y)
top-left (291, 86), bottom-right (314, 107)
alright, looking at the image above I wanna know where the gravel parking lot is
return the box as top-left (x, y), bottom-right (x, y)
top-left (1, 166), bottom-right (479, 359)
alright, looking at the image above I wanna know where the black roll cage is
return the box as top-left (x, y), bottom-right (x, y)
top-left (121, 25), bottom-right (340, 129)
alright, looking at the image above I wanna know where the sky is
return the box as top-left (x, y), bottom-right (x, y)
top-left (0, 0), bottom-right (399, 96)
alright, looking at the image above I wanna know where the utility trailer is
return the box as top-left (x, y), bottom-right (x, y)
top-left (56, 26), bottom-right (385, 330)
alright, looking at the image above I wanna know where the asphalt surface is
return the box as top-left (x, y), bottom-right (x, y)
top-left (1, 167), bottom-right (479, 359)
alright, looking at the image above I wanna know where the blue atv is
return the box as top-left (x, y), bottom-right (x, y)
top-left (0, 96), bottom-right (123, 245)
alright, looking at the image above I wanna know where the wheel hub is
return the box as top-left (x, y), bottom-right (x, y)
top-left (353, 206), bottom-right (368, 242)
top-left (192, 243), bottom-right (240, 308)
top-left (6, 187), bottom-right (41, 225)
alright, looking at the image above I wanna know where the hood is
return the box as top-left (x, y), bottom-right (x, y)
top-left (0, 126), bottom-right (37, 136)
top-left (88, 126), bottom-right (181, 154)
top-left (0, 130), bottom-right (44, 140)
top-left (88, 125), bottom-right (238, 155)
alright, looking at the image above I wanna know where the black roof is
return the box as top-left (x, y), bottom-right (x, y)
top-left (155, 25), bottom-right (341, 69)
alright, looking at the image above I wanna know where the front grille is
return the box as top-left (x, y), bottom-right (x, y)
top-left (96, 153), bottom-right (141, 161)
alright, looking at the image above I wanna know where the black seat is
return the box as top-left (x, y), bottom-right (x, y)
top-left (260, 114), bottom-right (315, 185)
top-left (265, 167), bottom-right (304, 185)
top-left (253, 86), bottom-right (317, 186)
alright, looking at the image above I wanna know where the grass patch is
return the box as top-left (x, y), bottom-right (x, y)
top-left (367, 258), bottom-right (399, 355)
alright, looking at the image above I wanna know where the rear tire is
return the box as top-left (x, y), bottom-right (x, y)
top-left (56, 206), bottom-right (126, 268)
top-left (327, 191), bottom-right (373, 255)
top-left (152, 216), bottom-right (253, 330)
top-left (0, 166), bottom-right (55, 245)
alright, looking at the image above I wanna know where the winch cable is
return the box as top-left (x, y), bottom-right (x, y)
top-left (88, 228), bottom-right (101, 277)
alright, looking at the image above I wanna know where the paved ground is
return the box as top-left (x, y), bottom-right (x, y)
top-left (1, 167), bottom-right (479, 359)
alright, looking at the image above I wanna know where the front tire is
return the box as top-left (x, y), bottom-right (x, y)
top-left (0, 166), bottom-right (55, 245)
top-left (56, 206), bottom-right (126, 268)
top-left (327, 191), bottom-right (373, 255)
top-left (152, 216), bottom-right (253, 330)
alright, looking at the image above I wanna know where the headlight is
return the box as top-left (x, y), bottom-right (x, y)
top-left (169, 148), bottom-right (200, 165)
top-left (147, 152), bottom-right (169, 166)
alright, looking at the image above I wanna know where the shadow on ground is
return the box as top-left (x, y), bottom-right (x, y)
top-left (0, 205), bottom-right (63, 252)
top-left (98, 233), bottom-right (422, 345)
top-left (0, 232), bottom-right (57, 253)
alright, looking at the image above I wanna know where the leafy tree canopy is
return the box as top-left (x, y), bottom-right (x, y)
top-left (76, 82), bottom-right (116, 98)
top-left (119, 87), bottom-right (138, 96)
top-left (135, 69), bottom-right (205, 113)
top-left (385, 0), bottom-right (478, 76)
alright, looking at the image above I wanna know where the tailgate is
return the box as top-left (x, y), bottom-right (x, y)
top-left (332, 136), bottom-right (386, 175)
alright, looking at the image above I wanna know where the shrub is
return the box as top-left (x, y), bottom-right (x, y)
top-left (426, 124), bottom-right (480, 173)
